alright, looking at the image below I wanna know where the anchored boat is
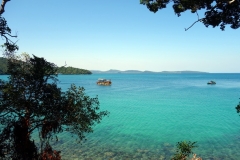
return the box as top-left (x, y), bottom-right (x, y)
top-left (97, 78), bottom-right (112, 86)
top-left (207, 81), bottom-right (216, 85)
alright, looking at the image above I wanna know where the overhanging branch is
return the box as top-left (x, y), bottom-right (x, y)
top-left (229, 0), bottom-right (235, 4)
top-left (0, 0), bottom-right (10, 15)
top-left (185, 18), bottom-right (204, 31)
top-left (185, 12), bottom-right (204, 31)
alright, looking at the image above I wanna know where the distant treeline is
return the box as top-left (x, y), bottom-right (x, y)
top-left (0, 57), bottom-right (8, 75)
top-left (0, 57), bottom-right (91, 75)
top-left (57, 66), bottom-right (91, 75)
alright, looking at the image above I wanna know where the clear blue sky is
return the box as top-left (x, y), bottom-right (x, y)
top-left (2, 0), bottom-right (240, 73)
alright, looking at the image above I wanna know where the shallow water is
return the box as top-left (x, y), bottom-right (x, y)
top-left (1, 73), bottom-right (240, 159)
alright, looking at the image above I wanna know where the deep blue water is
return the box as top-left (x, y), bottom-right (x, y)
top-left (1, 73), bottom-right (240, 159)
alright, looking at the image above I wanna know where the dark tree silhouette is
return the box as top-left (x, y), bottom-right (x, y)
top-left (0, 55), bottom-right (109, 159)
top-left (140, 0), bottom-right (240, 30)
top-left (0, 0), bottom-right (18, 56)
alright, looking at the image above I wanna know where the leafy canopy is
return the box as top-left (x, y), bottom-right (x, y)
top-left (172, 141), bottom-right (198, 160)
top-left (0, 54), bottom-right (109, 159)
top-left (140, 0), bottom-right (240, 30)
top-left (0, 16), bottom-right (18, 56)
top-left (0, 0), bottom-right (18, 56)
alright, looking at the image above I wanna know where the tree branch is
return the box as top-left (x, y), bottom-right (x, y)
top-left (1, 34), bottom-right (15, 43)
top-left (4, 32), bottom-right (17, 38)
top-left (185, 18), bottom-right (204, 31)
top-left (0, 111), bottom-right (10, 117)
top-left (185, 12), bottom-right (204, 31)
top-left (229, 0), bottom-right (236, 4)
top-left (29, 123), bottom-right (43, 134)
top-left (0, 0), bottom-right (10, 15)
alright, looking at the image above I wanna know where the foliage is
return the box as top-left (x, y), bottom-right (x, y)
top-left (0, 54), bottom-right (109, 159)
top-left (172, 141), bottom-right (197, 160)
top-left (0, 15), bottom-right (18, 56)
top-left (236, 101), bottom-right (240, 114)
top-left (0, 57), bottom-right (8, 74)
top-left (0, 0), bottom-right (18, 56)
top-left (58, 66), bottom-right (92, 74)
top-left (0, 56), bottom-right (92, 75)
top-left (140, 0), bottom-right (240, 30)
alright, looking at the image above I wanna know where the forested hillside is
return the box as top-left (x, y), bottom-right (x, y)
top-left (0, 57), bottom-right (8, 74)
top-left (0, 57), bottom-right (91, 75)
top-left (58, 66), bottom-right (92, 74)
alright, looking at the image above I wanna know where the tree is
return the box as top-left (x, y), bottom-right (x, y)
top-left (0, 0), bottom-right (18, 56)
top-left (172, 141), bottom-right (201, 160)
top-left (140, 0), bottom-right (240, 30)
top-left (0, 54), bottom-right (109, 159)
top-left (235, 101), bottom-right (240, 115)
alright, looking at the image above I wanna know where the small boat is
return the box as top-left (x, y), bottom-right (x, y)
top-left (207, 81), bottom-right (216, 85)
top-left (96, 78), bottom-right (111, 86)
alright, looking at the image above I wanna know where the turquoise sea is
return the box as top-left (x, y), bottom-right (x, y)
top-left (1, 73), bottom-right (240, 159)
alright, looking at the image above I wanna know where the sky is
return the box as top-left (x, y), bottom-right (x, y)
top-left (1, 0), bottom-right (240, 73)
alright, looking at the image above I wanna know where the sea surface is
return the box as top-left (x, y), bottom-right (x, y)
top-left (1, 73), bottom-right (240, 159)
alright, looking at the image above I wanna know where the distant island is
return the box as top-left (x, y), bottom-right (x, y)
top-left (57, 66), bottom-right (91, 75)
top-left (0, 57), bottom-right (91, 75)
top-left (91, 69), bottom-right (208, 74)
